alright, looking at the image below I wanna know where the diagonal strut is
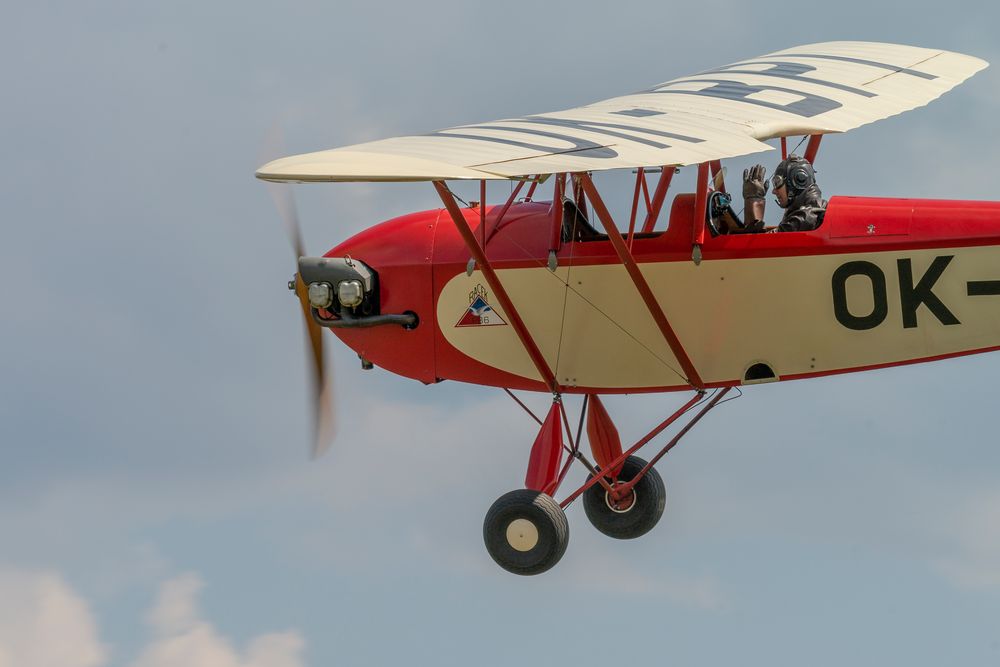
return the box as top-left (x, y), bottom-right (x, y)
top-left (579, 174), bottom-right (705, 389)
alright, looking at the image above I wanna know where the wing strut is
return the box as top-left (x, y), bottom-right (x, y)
top-left (484, 180), bottom-right (525, 245)
top-left (691, 163), bottom-right (711, 262)
top-left (578, 174), bottom-right (705, 389)
top-left (640, 167), bottom-right (674, 234)
top-left (433, 181), bottom-right (560, 394)
top-left (548, 174), bottom-right (566, 263)
top-left (804, 134), bottom-right (823, 165)
top-left (626, 167), bottom-right (644, 248)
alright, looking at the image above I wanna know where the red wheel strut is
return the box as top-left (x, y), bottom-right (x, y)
top-left (559, 388), bottom-right (730, 508)
top-left (587, 395), bottom-right (624, 479)
top-left (524, 400), bottom-right (564, 495)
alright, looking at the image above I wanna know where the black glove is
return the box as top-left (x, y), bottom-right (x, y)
top-left (743, 164), bottom-right (769, 200)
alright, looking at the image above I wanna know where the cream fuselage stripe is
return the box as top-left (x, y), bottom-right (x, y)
top-left (437, 245), bottom-right (1000, 389)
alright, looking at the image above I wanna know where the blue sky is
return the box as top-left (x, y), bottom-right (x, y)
top-left (4, 2), bottom-right (1000, 665)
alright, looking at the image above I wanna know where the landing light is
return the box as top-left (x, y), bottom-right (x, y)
top-left (337, 280), bottom-right (365, 308)
top-left (307, 282), bottom-right (334, 309)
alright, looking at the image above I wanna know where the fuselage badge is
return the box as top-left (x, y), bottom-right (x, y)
top-left (456, 284), bottom-right (508, 327)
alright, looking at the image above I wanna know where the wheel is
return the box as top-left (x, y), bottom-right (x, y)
top-left (583, 455), bottom-right (665, 540)
top-left (483, 489), bottom-right (569, 575)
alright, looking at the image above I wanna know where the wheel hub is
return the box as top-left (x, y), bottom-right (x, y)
top-left (505, 518), bottom-right (539, 551)
top-left (605, 485), bottom-right (637, 513)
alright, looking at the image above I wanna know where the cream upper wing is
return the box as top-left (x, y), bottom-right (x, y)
top-left (256, 42), bottom-right (987, 183)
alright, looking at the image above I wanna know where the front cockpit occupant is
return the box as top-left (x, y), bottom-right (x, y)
top-left (742, 155), bottom-right (827, 232)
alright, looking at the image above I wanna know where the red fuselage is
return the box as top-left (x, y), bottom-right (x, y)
top-left (326, 194), bottom-right (1000, 392)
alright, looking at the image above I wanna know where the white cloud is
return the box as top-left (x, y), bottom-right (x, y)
top-left (131, 573), bottom-right (305, 667)
top-left (146, 573), bottom-right (203, 637)
top-left (0, 568), bottom-right (307, 667)
top-left (129, 627), bottom-right (304, 667)
top-left (243, 636), bottom-right (306, 667)
top-left (0, 567), bottom-right (106, 667)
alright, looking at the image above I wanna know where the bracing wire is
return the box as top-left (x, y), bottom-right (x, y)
top-left (715, 386), bottom-right (743, 406)
top-left (445, 184), bottom-right (471, 208)
top-left (503, 388), bottom-right (543, 425)
top-left (553, 176), bottom-right (576, 382)
top-left (790, 134), bottom-right (809, 156)
top-left (501, 205), bottom-right (689, 385)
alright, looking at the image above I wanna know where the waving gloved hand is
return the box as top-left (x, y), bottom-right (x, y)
top-left (743, 164), bottom-right (769, 200)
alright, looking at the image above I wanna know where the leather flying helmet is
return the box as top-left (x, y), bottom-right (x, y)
top-left (771, 154), bottom-right (815, 206)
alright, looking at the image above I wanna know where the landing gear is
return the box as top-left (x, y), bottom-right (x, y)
top-left (481, 388), bottom-right (730, 575)
top-left (483, 489), bottom-right (569, 576)
top-left (583, 455), bottom-right (665, 539)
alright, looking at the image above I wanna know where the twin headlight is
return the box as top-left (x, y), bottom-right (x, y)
top-left (307, 279), bottom-right (365, 308)
top-left (298, 256), bottom-right (377, 314)
top-left (306, 282), bottom-right (334, 309)
top-left (336, 280), bottom-right (364, 307)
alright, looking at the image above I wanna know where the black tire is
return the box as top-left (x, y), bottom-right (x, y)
top-left (483, 489), bottom-right (569, 575)
top-left (583, 455), bottom-right (665, 540)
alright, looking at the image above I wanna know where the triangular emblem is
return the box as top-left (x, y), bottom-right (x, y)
top-left (456, 287), bottom-right (507, 327)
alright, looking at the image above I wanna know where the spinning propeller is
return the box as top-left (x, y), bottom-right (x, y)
top-left (265, 177), bottom-right (335, 458)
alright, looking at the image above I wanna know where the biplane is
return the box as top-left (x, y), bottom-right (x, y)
top-left (257, 42), bottom-right (995, 575)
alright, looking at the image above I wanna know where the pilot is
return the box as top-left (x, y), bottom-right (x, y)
top-left (742, 154), bottom-right (827, 232)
